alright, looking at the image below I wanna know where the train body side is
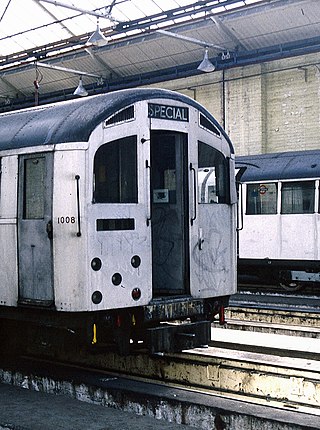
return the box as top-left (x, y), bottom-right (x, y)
top-left (237, 150), bottom-right (320, 288)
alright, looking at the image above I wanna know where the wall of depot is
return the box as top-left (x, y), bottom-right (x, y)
top-left (146, 52), bottom-right (320, 156)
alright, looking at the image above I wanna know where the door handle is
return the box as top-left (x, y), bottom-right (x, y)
top-left (46, 220), bottom-right (53, 240)
top-left (75, 175), bottom-right (82, 237)
top-left (190, 163), bottom-right (197, 225)
top-left (146, 160), bottom-right (152, 226)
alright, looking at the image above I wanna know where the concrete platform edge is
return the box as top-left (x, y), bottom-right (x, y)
top-left (0, 359), bottom-right (319, 430)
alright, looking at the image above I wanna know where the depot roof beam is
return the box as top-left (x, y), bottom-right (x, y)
top-left (156, 29), bottom-right (228, 52)
top-left (38, 0), bottom-right (114, 19)
top-left (36, 61), bottom-right (103, 79)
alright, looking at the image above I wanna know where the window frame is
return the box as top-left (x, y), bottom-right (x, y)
top-left (245, 181), bottom-right (278, 215)
top-left (93, 135), bottom-right (138, 204)
top-left (197, 141), bottom-right (229, 205)
top-left (280, 179), bottom-right (316, 215)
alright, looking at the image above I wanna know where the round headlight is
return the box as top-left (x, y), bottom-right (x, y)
top-left (112, 273), bottom-right (122, 286)
top-left (131, 255), bottom-right (141, 268)
top-left (92, 291), bottom-right (103, 304)
top-left (91, 258), bottom-right (102, 271)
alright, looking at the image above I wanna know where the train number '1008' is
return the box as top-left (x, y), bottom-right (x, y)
top-left (57, 216), bottom-right (76, 224)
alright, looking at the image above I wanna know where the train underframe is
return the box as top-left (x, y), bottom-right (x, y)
top-left (238, 258), bottom-right (320, 291)
top-left (0, 296), bottom-right (229, 355)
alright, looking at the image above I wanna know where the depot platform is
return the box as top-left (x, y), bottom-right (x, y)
top-left (0, 383), bottom-right (186, 430)
top-left (0, 353), bottom-right (319, 430)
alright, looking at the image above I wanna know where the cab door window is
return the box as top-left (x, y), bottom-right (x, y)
top-left (23, 156), bottom-right (45, 219)
top-left (198, 141), bottom-right (228, 204)
top-left (93, 136), bottom-right (137, 203)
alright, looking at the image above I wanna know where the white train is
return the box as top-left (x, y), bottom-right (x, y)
top-left (0, 88), bottom-right (237, 353)
top-left (237, 150), bottom-right (320, 291)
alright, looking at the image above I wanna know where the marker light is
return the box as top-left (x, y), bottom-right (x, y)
top-left (132, 288), bottom-right (141, 301)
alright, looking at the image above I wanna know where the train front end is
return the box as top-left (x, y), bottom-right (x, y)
top-left (78, 91), bottom-right (237, 352)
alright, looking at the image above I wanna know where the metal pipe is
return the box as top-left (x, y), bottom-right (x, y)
top-left (36, 61), bottom-right (102, 78)
top-left (156, 29), bottom-right (227, 51)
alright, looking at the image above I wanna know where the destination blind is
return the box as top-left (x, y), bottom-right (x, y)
top-left (148, 103), bottom-right (189, 122)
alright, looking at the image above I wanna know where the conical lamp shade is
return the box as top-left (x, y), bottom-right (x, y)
top-left (197, 49), bottom-right (215, 73)
top-left (73, 77), bottom-right (88, 97)
top-left (87, 23), bottom-right (108, 46)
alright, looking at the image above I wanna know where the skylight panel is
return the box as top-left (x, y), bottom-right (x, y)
top-left (131, 0), bottom-right (162, 15)
top-left (114, 2), bottom-right (147, 20)
top-left (160, 0), bottom-right (184, 10)
top-left (225, 1), bottom-right (246, 10)
top-left (0, 0), bottom-right (268, 63)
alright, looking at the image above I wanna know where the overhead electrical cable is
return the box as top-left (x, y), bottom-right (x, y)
top-left (0, 0), bottom-right (12, 23)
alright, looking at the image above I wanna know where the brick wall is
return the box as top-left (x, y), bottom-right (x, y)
top-left (147, 52), bottom-right (320, 155)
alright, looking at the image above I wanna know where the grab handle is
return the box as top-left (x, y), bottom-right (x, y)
top-left (236, 182), bottom-right (244, 231)
top-left (146, 160), bottom-right (152, 226)
top-left (75, 175), bottom-right (81, 237)
top-left (190, 163), bottom-right (197, 225)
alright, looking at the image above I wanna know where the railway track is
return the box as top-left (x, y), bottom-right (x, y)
top-left (0, 311), bottom-right (320, 429)
top-left (231, 291), bottom-right (320, 313)
top-left (1, 292), bottom-right (320, 426)
top-left (227, 289), bottom-right (320, 339)
top-left (1, 324), bottom-right (319, 416)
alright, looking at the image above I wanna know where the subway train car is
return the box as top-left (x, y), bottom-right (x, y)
top-left (237, 150), bottom-right (320, 291)
top-left (0, 88), bottom-right (237, 354)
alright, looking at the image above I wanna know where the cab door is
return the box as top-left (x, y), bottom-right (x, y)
top-left (18, 153), bottom-right (54, 306)
top-left (150, 131), bottom-right (189, 297)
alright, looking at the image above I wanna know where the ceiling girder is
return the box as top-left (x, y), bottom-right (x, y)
top-left (2, 33), bottom-right (320, 113)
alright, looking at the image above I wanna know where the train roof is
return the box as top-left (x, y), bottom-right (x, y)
top-left (237, 150), bottom-right (320, 181)
top-left (0, 88), bottom-right (233, 153)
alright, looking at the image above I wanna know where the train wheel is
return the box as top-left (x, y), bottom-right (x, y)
top-left (279, 281), bottom-right (304, 292)
top-left (279, 270), bottom-right (304, 292)
top-left (278, 270), bottom-right (305, 292)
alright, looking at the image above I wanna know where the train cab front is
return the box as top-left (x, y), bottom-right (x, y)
top-left (87, 92), bottom-right (237, 355)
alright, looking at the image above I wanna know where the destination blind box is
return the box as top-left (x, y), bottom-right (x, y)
top-left (148, 103), bottom-right (189, 122)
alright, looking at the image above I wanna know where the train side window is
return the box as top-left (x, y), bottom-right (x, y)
top-left (198, 142), bottom-right (228, 204)
top-left (23, 157), bottom-right (45, 219)
top-left (93, 136), bottom-right (137, 203)
top-left (281, 181), bottom-right (315, 214)
top-left (246, 183), bottom-right (277, 215)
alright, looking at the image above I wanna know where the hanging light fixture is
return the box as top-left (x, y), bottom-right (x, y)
top-left (73, 76), bottom-right (88, 97)
top-left (197, 48), bottom-right (216, 73)
top-left (87, 18), bottom-right (108, 46)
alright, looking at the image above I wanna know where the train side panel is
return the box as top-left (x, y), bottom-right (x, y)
top-left (53, 146), bottom-right (88, 311)
top-left (0, 155), bottom-right (18, 306)
top-left (239, 182), bottom-right (280, 260)
top-left (238, 151), bottom-right (320, 288)
top-left (280, 213), bottom-right (318, 260)
top-left (239, 182), bottom-right (319, 262)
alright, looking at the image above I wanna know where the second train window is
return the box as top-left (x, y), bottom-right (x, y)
top-left (281, 181), bottom-right (315, 214)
